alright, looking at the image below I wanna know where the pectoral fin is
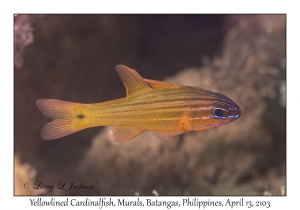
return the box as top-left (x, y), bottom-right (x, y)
top-left (153, 130), bottom-right (185, 141)
top-left (115, 65), bottom-right (152, 97)
top-left (111, 126), bottom-right (144, 142)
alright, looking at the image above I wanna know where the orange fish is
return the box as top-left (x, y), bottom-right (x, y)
top-left (36, 65), bottom-right (241, 142)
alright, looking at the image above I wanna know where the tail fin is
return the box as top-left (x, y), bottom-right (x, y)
top-left (36, 99), bottom-right (89, 140)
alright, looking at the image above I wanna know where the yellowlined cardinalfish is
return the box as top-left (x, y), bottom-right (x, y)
top-left (36, 65), bottom-right (241, 142)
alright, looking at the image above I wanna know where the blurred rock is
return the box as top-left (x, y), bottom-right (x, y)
top-left (14, 15), bottom-right (34, 68)
top-left (14, 155), bottom-right (46, 195)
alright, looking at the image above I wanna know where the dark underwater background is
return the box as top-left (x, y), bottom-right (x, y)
top-left (14, 14), bottom-right (286, 195)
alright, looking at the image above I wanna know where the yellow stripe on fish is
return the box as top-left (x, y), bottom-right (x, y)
top-left (36, 65), bottom-right (241, 142)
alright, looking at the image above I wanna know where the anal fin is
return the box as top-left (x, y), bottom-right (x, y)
top-left (111, 126), bottom-right (144, 142)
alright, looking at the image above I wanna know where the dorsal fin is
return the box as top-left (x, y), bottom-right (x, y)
top-left (115, 65), bottom-right (152, 96)
top-left (145, 79), bottom-right (181, 90)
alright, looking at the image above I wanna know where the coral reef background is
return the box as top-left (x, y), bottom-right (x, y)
top-left (14, 14), bottom-right (285, 195)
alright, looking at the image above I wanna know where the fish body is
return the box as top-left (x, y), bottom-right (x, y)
top-left (36, 65), bottom-right (241, 142)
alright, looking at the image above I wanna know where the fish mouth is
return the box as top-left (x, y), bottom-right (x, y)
top-left (228, 106), bottom-right (241, 120)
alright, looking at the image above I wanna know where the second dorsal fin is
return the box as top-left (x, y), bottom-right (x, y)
top-left (115, 65), bottom-right (152, 97)
top-left (145, 79), bottom-right (181, 90)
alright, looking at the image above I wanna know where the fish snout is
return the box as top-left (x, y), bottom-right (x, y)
top-left (228, 105), bottom-right (241, 120)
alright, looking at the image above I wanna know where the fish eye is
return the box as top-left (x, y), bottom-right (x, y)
top-left (210, 102), bottom-right (228, 120)
top-left (214, 108), bottom-right (224, 117)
